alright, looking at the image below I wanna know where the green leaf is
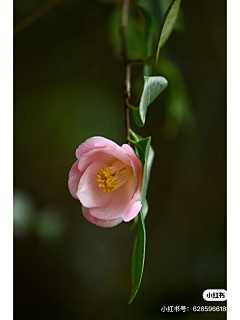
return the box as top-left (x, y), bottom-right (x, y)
top-left (159, 0), bottom-right (185, 32)
top-left (129, 131), bottom-right (154, 188)
top-left (127, 131), bottom-right (155, 302)
top-left (133, 76), bottom-right (168, 127)
top-left (136, 136), bottom-right (151, 167)
top-left (136, 137), bottom-right (154, 200)
top-left (142, 142), bottom-right (154, 200)
top-left (140, 197), bottom-right (149, 221)
top-left (129, 129), bottom-right (155, 217)
top-left (147, 0), bottom-right (181, 65)
top-left (128, 210), bottom-right (146, 304)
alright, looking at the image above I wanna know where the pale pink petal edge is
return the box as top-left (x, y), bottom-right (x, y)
top-left (121, 201), bottom-right (142, 222)
top-left (68, 161), bottom-right (83, 199)
top-left (76, 136), bottom-right (118, 160)
top-left (121, 143), bottom-right (143, 186)
top-left (78, 145), bottom-right (132, 173)
top-left (82, 206), bottom-right (123, 228)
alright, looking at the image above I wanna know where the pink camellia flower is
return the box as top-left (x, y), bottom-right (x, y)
top-left (68, 137), bottom-right (143, 228)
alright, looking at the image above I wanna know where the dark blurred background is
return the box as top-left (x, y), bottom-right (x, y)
top-left (14, 0), bottom-right (226, 319)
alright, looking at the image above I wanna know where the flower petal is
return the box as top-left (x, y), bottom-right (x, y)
top-left (78, 145), bottom-right (132, 173)
top-left (68, 160), bottom-right (83, 199)
top-left (121, 144), bottom-right (142, 184)
top-left (121, 201), bottom-right (142, 222)
top-left (76, 137), bottom-right (119, 159)
top-left (89, 175), bottom-right (141, 220)
top-left (77, 161), bottom-right (113, 208)
top-left (82, 206), bottom-right (123, 228)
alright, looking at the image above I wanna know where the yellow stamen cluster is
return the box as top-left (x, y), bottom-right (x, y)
top-left (97, 168), bottom-right (116, 193)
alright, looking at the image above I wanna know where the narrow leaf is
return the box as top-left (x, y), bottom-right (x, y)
top-left (147, 0), bottom-right (181, 65)
top-left (141, 197), bottom-right (149, 221)
top-left (129, 210), bottom-right (146, 304)
top-left (133, 76), bottom-right (168, 127)
top-left (129, 131), bottom-right (155, 199)
top-left (129, 130), bottom-right (154, 220)
top-left (128, 132), bottom-right (154, 302)
top-left (135, 136), bottom-right (151, 167)
top-left (137, 137), bottom-right (154, 200)
top-left (142, 142), bottom-right (155, 199)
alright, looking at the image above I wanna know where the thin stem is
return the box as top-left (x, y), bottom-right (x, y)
top-left (127, 137), bottom-right (137, 145)
top-left (120, 0), bottom-right (131, 141)
top-left (129, 128), bottom-right (139, 141)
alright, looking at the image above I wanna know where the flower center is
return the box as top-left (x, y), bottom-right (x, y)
top-left (97, 161), bottom-right (131, 193)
